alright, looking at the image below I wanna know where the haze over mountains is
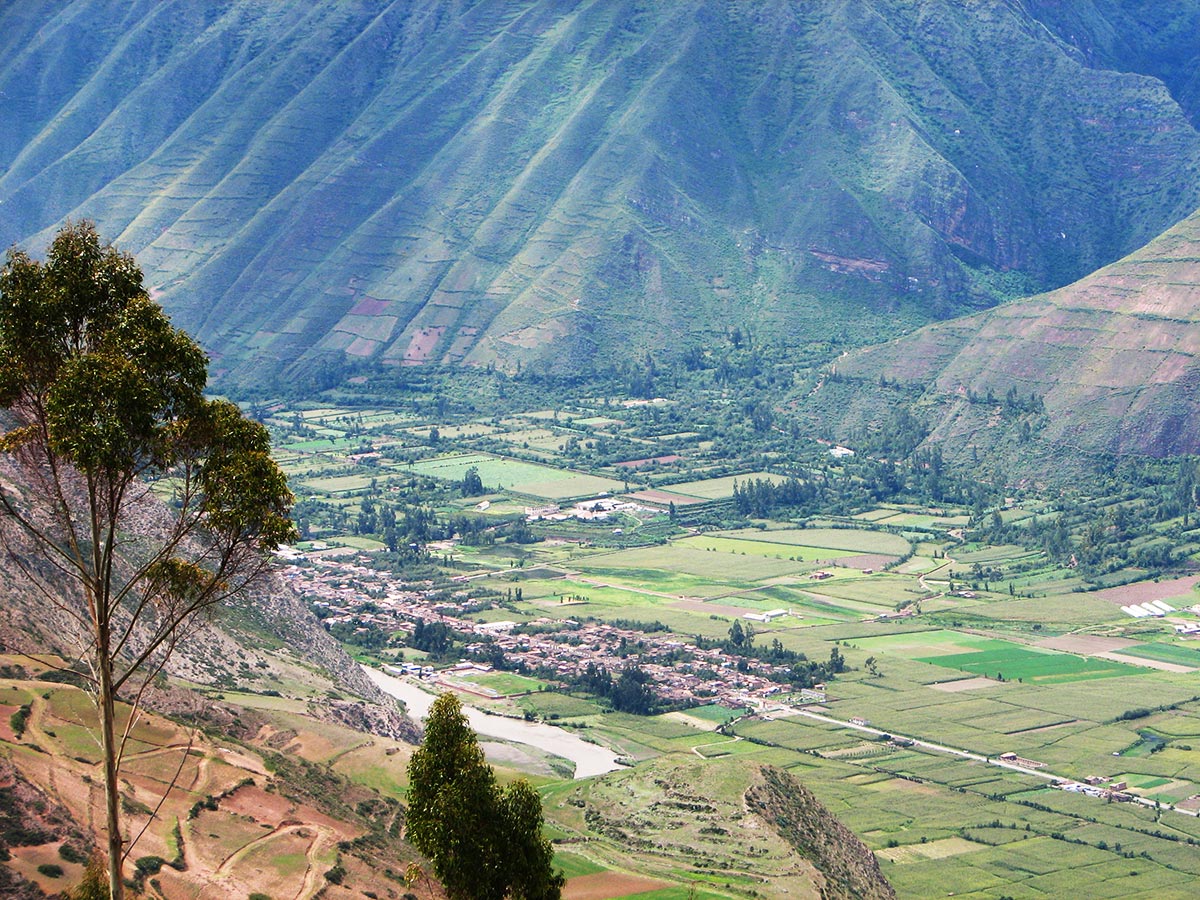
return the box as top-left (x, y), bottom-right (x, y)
top-left (4, 0), bottom-right (1200, 386)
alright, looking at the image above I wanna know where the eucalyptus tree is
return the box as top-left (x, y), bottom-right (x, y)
top-left (0, 221), bottom-right (295, 899)
top-left (407, 693), bottom-right (562, 899)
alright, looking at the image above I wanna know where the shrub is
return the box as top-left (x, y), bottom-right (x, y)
top-left (9, 704), bottom-right (30, 738)
top-left (58, 843), bottom-right (89, 864)
top-left (134, 856), bottom-right (164, 876)
top-left (37, 863), bottom-right (64, 878)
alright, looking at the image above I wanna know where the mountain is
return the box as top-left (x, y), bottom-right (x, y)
top-left (0, 662), bottom-right (421, 899)
top-left (557, 756), bottom-right (895, 899)
top-left (3, 1), bottom-right (1200, 385)
top-left (804, 207), bottom-right (1200, 466)
top-left (1025, 0), bottom-right (1200, 129)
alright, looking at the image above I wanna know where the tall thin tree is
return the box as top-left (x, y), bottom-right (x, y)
top-left (0, 221), bottom-right (295, 899)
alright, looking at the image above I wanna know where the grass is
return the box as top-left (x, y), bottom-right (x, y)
top-left (398, 452), bottom-right (623, 499)
top-left (680, 704), bottom-right (743, 723)
top-left (1114, 642), bottom-right (1200, 667)
top-left (648, 472), bottom-right (789, 500)
top-left (298, 473), bottom-right (379, 494)
top-left (517, 693), bottom-right (606, 719)
top-left (718, 526), bottom-right (912, 555)
top-left (552, 851), bottom-right (605, 878)
top-left (573, 544), bottom-right (809, 583)
top-left (915, 642), bottom-right (1145, 684)
top-left (455, 672), bottom-right (548, 695)
top-left (675, 534), bottom-right (856, 561)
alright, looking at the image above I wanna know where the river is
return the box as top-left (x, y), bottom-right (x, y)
top-left (364, 666), bottom-right (623, 779)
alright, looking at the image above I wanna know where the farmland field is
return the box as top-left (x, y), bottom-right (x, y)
top-left (456, 672), bottom-right (548, 695)
top-left (651, 472), bottom-right (790, 500)
top-left (400, 452), bottom-right (624, 499)
top-left (572, 544), bottom-right (811, 584)
top-left (1112, 642), bottom-right (1200, 668)
top-left (260, 383), bottom-right (1200, 900)
top-left (917, 642), bottom-right (1143, 683)
top-left (675, 534), bottom-right (856, 561)
top-left (717, 527), bottom-right (912, 555)
top-left (854, 630), bottom-right (1146, 683)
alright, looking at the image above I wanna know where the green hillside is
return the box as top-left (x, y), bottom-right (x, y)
top-left (806, 207), bottom-right (1200, 465)
top-left (3, 0), bottom-right (1200, 386)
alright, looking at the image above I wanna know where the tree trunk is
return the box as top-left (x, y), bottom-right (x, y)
top-left (99, 651), bottom-right (125, 900)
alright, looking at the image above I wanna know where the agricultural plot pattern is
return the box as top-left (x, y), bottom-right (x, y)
top-left (263, 398), bottom-right (1200, 898)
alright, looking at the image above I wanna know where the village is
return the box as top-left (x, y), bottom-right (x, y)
top-left (279, 548), bottom-right (815, 712)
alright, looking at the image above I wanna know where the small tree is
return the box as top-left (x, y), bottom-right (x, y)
top-left (461, 466), bottom-right (484, 497)
top-left (499, 779), bottom-right (564, 900)
top-left (0, 221), bottom-right (295, 900)
top-left (406, 693), bottom-right (562, 899)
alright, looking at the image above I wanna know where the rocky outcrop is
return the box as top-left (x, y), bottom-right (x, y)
top-left (747, 765), bottom-right (896, 900)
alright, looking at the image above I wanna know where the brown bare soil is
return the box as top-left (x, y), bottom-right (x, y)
top-left (1087, 575), bottom-right (1200, 606)
top-left (0, 668), bottom-right (417, 900)
top-left (930, 676), bottom-right (997, 692)
top-left (672, 598), bottom-right (758, 618)
top-left (1034, 635), bottom-right (1136, 654)
top-left (563, 871), bottom-right (669, 899)
top-left (0, 705), bottom-right (21, 743)
top-left (220, 783), bottom-right (297, 822)
top-left (1094, 651), bottom-right (1194, 673)
top-left (840, 554), bottom-right (898, 571)
top-left (402, 325), bottom-right (447, 363)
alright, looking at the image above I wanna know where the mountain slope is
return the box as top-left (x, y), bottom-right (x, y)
top-left (808, 208), bottom-right (1200, 463)
top-left (747, 765), bottom-right (896, 900)
top-left (551, 756), bottom-right (895, 898)
top-left (3, 1), bottom-right (1200, 383)
top-left (1027, 0), bottom-right (1200, 128)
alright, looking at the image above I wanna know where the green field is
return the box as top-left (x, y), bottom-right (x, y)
top-left (455, 672), bottom-right (548, 695)
top-left (552, 851), bottom-right (605, 879)
top-left (675, 534), bottom-right (855, 561)
top-left (680, 704), bottom-right (743, 723)
top-left (1113, 642), bottom-right (1200, 668)
top-left (653, 472), bottom-right (790, 500)
top-left (517, 693), bottom-right (606, 720)
top-left (717, 527), bottom-right (911, 555)
top-left (400, 452), bottom-right (623, 499)
top-left (852, 630), bottom-right (1145, 683)
top-left (918, 643), bottom-right (1143, 684)
top-left (573, 544), bottom-right (810, 585)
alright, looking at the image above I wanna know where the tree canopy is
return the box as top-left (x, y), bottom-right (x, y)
top-left (0, 220), bottom-right (296, 899)
top-left (406, 693), bottom-right (563, 899)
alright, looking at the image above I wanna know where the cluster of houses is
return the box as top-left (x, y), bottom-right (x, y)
top-left (524, 496), bottom-right (652, 523)
top-left (1054, 775), bottom-right (1135, 802)
top-left (995, 751), bottom-right (1046, 769)
top-left (462, 618), bottom-right (798, 708)
top-left (280, 550), bottom-right (806, 710)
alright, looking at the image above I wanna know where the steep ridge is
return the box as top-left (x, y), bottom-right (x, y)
top-left (1027, 0), bottom-right (1200, 127)
top-left (556, 756), bottom-right (895, 897)
top-left (0, 445), bottom-right (415, 742)
top-left (3, 1), bottom-right (1200, 384)
top-left (747, 765), bottom-right (896, 900)
top-left (809, 208), bottom-right (1200, 462)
